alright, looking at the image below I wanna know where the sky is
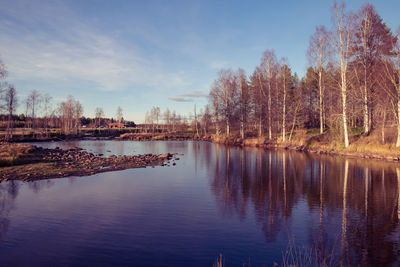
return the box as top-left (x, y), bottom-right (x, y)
top-left (0, 0), bottom-right (399, 123)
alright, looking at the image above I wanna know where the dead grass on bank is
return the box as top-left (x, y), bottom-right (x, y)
top-left (0, 143), bottom-right (36, 166)
top-left (280, 127), bottom-right (400, 157)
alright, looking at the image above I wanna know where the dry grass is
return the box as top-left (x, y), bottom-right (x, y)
top-left (281, 240), bottom-right (337, 267)
top-left (0, 143), bottom-right (35, 166)
top-left (213, 253), bottom-right (224, 267)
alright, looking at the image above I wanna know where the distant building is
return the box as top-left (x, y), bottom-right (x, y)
top-left (109, 122), bottom-right (125, 128)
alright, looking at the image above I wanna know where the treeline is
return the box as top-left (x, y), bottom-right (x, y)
top-left (0, 61), bottom-right (133, 139)
top-left (143, 106), bottom-right (212, 135)
top-left (207, 3), bottom-right (400, 147)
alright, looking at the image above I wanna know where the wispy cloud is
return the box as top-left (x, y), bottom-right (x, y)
top-left (168, 97), bottom-right (193, 102)
top-left (181, 90), bottom-right (208, 98)
top-left (0, 0), bottom-right (191, 92)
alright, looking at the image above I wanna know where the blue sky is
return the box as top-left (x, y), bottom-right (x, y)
top-left (0, 0), bottom-right (399, 123)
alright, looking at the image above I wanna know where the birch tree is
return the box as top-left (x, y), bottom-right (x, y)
top-left (383, 27), bottom-right (400, 147)
top-left (352, 4), bottom-right (396, 134)
top-left (279, 63), bottom-right (292, 142)
top-left (238, 68), bottom-right (250, 139)
top-left (5, 85), bottom-right (17, 141)
top-left (0, 59), bottom-right (6, 80)
top-left (261, 50), bottom-right (277, 140)
top-left (95, 107), bottom-right (104, 127)
top-left (308, 26), bottom-right (331, 133)
top-left (116, 106), bottom-right (123, 129)
top-left (42, 94), bottom-right (52, 137)
top-left (333, 2), bottom-right (353, 147)
top-left (209, 69), bottom-right (239, 137)
top-left (26, 90), bottom-right (41, 131)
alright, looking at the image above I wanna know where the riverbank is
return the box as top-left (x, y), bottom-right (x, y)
top-left (210, 129), bottom-right (400, 162)
top-left (0, 143), bottom-right (178, 181)
top-left (115, 131), bottom-right (400, 162)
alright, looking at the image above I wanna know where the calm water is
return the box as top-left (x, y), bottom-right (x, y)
top-left (1, 140), bottom-right (400, 266)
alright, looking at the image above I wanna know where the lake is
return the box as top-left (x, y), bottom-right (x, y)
top-left (0, 140), bottom-right (399, 266)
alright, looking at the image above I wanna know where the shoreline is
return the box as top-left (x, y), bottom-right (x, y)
top-left (1, 131), bottom-right (399, 182)
top-left (118, 132), bottom-right (400, 162)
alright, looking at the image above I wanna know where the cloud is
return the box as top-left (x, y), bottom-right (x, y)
top-left (168, 97), bottom-right (193, 102)
top-left (0, 0), bottom-right (192, 92)
top-left (181, 90), bottom-right (208, 98)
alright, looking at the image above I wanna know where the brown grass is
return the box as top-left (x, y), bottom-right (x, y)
top-left (213, 253), bottom-right (224, 267)
top-left (0, 143), bottom-right (36, 166)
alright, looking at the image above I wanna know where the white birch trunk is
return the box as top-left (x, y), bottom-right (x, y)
top-left (363, 72), bottom-right (369, 134)
top-left (337, 8), bottom-right (350, 148)
top-left (397, 62), bottom-right (400, 147)
top-left (267, 73), bottom-right (272, 140)
top-left (258, 74), bottom-right (263, 137)
top-left (318, 39), bottom-right (324, 134)
top-left (282, 73), bottom-right (286, 142)
top-left (240, 78), bottom-right (244, 139)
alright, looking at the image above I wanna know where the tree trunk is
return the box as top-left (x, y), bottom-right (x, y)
top-left (268, 79), bottom-right (272, 140)
top-left (382, 108), bottom-right (386, 144)
top-left (240, 80), bottom-right (244, 139)
top-left (341, 72), bottom-right (349, 147)
top-left (319, 69), bottom-right (324, 134)
top-left (318, 42), bottom-right (324, 134)
top-left (363, 68), bottom-right (369, 134)
top-left (397, 85), bottom-right (400, 147)
top-left (282, 74), bottom-right (286, 142)
top-left (289, 104), bottom-right (299, 141)
top-left (258, 74), bottom-right (263, 137)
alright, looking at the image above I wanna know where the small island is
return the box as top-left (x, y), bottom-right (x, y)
top-left (0, 143), bottom-right (178, 182)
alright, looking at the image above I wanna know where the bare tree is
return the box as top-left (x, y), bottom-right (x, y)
top-left (95, 107), bottom-right (104, 127)
top-left (383, 26), bottom-right (400, 147)
top-left (352, 4), bottom-right (396, 134)
top-left (42, 94), bottom-right (52, 137)
top-left (171, 110), bottom-right (177, 132)
top-left (193, 104), bottom-right (199, 136)
top-left (308, 26), bottom-right (331, 133)
top-left (201, 105), bottom-right (212, 135)
top-left (209, 69), bottom-right (239, 137)
top-left (74, 100), bottom-right (83, 133)
top-left (116, 106), bottom-right (123, 130)
top-left (150, 106), bottom-right (160, 132)
top-left (279, 62), bottom-right (292, 142)
top-left (333, 2), bottom-right (353, 147)
top-left (26, 90), bottom-right (41, 131)
top-left (5, 85), bottom-right (17, 141)
top-left (0, 58), bottom-right (7, 80)
top-left (60, 96), bottom-right (82, 134)
top-left (163, 108), bottom-right (171, 131)
top-left (238, 68), bottom-right (250, 139)
top-left (261, 50), bottom-right (278, 140)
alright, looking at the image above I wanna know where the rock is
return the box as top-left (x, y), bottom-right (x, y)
top-left (158, 153), bottom-right (172, 159)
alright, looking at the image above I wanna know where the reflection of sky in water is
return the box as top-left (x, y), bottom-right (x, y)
top-left (1, 141), bottom-right (400, 266)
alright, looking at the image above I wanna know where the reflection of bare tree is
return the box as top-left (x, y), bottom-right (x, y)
top-left (28, 180), bottom-right (54, 194)
top-left (341, 160), bottom-right (349, 266)
top-left (207, 144), bottom-right (400, 265)
top-left (0, 181), bottom-right (19, 243)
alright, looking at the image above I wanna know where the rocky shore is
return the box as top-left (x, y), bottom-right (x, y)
top-left (0, 144), bottom-right (178, 182)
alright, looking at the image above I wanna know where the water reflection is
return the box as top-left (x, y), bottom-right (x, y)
top-left (208, 146), bottom-right (400, 265)
top-left (4, 141), bottom-right (400, 265)
top-left (0, 181), bottom-right (19, 243)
